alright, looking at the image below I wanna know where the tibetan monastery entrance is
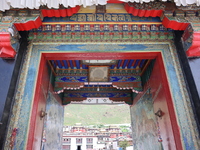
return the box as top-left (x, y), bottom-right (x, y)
top-left (2, 4), bottom-right (200, 150)
top-left (5, 42), bottom-right (199, 150)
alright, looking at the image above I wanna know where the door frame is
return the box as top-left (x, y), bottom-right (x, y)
top-left (4, 42), bottom-right (200, 150)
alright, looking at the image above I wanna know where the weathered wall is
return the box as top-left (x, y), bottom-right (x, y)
top-left (42, 91), bottom-right (64, 150)
top-left (130, 92), bottom-right (162, 150)
top-left (131, 55), bottom-right (182, 150)
top-left (0, 31), bottom-right (27, 149)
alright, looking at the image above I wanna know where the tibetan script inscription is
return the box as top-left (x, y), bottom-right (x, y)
top-left (43, 13), bottom-right (160, 23)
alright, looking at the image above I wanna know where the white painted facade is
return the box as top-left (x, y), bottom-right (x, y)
top-left (63, 135), bottom-right (98, 150)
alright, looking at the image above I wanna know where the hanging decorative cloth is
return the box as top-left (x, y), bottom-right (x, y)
top-left (1, 0), bottom-right (200, 11)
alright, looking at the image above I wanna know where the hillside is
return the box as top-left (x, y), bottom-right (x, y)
top-left (64, 104), bottom-right (131, 126)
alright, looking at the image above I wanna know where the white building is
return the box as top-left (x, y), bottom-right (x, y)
top-left (62, 125), bottom-right (132, 150)
top-left (63, 134), bottom-right (98, 150)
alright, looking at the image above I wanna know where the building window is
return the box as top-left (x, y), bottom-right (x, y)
top-left (76, 138), bottom-right (82, 144)
top-left (86, 138), bottom-right (93, 143)
top-left (98, 136), bottom-right (103, 140)
top-left (86, 145), bottom-right (93, 149)
top-left (63, 145), bottom-right (70, 150)
top-left (63, 138), bottom-right (71, 143)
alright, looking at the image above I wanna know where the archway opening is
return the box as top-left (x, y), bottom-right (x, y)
top-left (28, 51), bottom-right (182, 150)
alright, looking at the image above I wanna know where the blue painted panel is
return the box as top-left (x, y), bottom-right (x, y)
top-left (117, 60), bottom-right (122, 68)
top-left (54, 44), bottom-right (148, 51)
top-left (57, 76), bottom-right (140, 82)
top-left (110, 65), bottom-right (115, 69)
top-left (69, 60), bottom-right (74, 69)
top-left (133, 60), bottom-right (140, 68)
top-left (63, 60), bottom-right (68, 69)
top-left (75, 60), bottom-right (80, 69)
top-left (128, 59), bottom-right (134, 68)
top-left (122, 60), bottom-right (129, 69)
top-left (56, 60), bottom-right (62, 68)
top-left (110, 76), bottom-right (138, 82)
top-left (59, 76), bottom-right (87, 82)
top-left (82, 64), bottom-right (88, 69)
top-left (140, 59), bottom-right (146, 68)
top-left (51, 60), bottom-right (57, 68)
top-left (65, 92), bottom-right (131, 98)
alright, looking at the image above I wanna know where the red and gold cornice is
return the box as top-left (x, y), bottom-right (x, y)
top-left (1, 2), bottom-right (200, 58)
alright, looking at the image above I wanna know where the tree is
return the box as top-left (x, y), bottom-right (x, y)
top-left (97, 124), bottom-right (104, 128)
top-left (119, 140), bottom-right (130, 150)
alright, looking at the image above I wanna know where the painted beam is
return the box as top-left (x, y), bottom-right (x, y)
top-left (43, 52), bottom-right (158, 60)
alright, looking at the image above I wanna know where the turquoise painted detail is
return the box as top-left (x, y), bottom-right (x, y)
top-left (54, 44), bottom-right (148, 51)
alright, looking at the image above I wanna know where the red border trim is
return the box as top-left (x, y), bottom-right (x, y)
top-left (27, 51), bottom-right (183, 150)
top-left (186, 31), bottom-right (200, 57)
top-left (0, 32), bottom-right (16, 58)
top-left (14, 17), bottom-right (42, 31)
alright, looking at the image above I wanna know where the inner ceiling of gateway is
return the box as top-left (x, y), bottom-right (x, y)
top-left (48, 58), bottom-right (155, 105)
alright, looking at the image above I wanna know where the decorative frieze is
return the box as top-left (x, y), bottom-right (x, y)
top-left (1, 2), bottom-right (200, 57)
top-left (28, 30), bottom-right (174, 42)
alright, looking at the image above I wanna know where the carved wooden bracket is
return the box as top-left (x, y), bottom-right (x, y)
top-left (112, 82), bottom-right (142, 93)
top-left (54, 82), bottom-right (84, 94)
